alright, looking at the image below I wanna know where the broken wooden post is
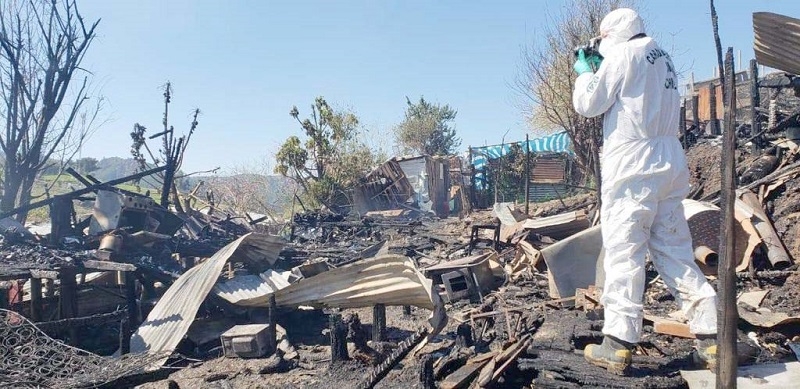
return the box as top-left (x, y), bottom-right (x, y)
top-left (49, 197), bottom-right (74, 245)
top-left (267, 294), bottom-right (277, 352)
top-left (525, 134), bottom-right (531, 215)
top-left (0, 287), bottom-right (7, 310)
top-left (419, 355), bottom-right (436, 389)
top-left (59, 266), bottom-right (78, 345)
top-left (709, 83), bottom-right (719, 136)
top-left (456, 322), bottom-right (474, 348)
top-left (29, 277), bottom-right (42, 322)
top-left (717, 47), bottom-right (738, 389)
top-left (372, 304), bottom-right (386, 342)
top-left (119, 316), bottom-right (130, 355)
top-left (750, 58), bottom-right (762, 152)
top-left (124, 271), bottom-right (139, 328)
top-left (329, 313), bottom-right (349, 362)
top-left (680, 101), bottom-right (688, 149)
top-left (692, 94), bottom-right (700, 133)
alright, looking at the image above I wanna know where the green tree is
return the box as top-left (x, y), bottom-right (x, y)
top-left (275, 97), bottom-right (378, 210)
top-left (394, 97), bottom-right (460, 156)
top-left (73, 157), bottom-right (99, 174)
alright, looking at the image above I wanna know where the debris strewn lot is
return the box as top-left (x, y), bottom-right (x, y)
top-left (5, 74), bottom-right (800, 389)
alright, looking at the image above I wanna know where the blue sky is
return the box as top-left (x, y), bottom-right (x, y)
top-left (75, 0), bottom-right (798, 174)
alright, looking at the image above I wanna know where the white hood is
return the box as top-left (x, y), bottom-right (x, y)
top-left (597, 8), bottom-right (645, 57)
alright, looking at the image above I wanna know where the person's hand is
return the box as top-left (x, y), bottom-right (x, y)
top-left (573, 49), bottom-right (593, 75)
top-left (588, 54), bottom-right (603, 71)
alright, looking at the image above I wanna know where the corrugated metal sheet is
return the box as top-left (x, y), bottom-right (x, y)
top-left (754, 12), bottom-right (800, 76)
top-left (213, 269), bottom-right (292, 306)
top-left (522, 210), bottom-right (591, 240)
top-left (531, 156), bottom-right (567, 183)
top-left (129, 233), bottom-right (285, 368)
top-left (272, 255), bottom-right (447, 335)
top-left (528, 183), bottom-right (569, 203)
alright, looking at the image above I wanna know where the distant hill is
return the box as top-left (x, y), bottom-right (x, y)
top-left (76, 157), bottom-right (295, 213)
top-left (92, 157), bottom-right (143, 182)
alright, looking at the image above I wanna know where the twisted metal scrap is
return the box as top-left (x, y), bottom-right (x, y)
top-left (0, 309), bottom-right (162, 388)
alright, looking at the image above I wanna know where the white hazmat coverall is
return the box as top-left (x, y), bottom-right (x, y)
top-left (572, 8), bottom-right (717, 344)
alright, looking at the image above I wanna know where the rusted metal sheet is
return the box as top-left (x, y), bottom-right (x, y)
top-left (754, 12), bottom-right (800, 76)
top-left (531, 156), bottom-right (567, 183)
top-left (129, 233), bottom-right (285, 368)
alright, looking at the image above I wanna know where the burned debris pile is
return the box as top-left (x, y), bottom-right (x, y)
top-left (6, 30), bottom-right (800, 389)
top-left (5, 126), bottom-right (800, 388)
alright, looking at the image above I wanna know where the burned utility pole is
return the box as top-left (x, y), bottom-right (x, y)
top-left (717, 47), bottom-right (738, 389)
top-left (750, 59), bottom-right (762, 152)
top-left (525, 134), bottom-right (531, 214)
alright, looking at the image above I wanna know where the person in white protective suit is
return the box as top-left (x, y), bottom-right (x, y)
top-left (571, 8), bottom-right (718, 374)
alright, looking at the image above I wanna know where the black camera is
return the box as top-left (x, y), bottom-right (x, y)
top-left (573, 37), bottom-right (603, 59)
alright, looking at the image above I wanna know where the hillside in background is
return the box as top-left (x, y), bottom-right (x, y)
top-left (52, 157), bottom-right (295, 217)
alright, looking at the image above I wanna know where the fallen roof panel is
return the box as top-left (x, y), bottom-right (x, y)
top-left (129, 233), bottom-right (285, 368)
top-left (754, 12), bottom-right (800, 75)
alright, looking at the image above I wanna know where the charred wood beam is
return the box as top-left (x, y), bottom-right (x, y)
top-left (419, 355), bottom-right (436, 389)
top-left (750, 59), bottom-right (763, 151)
top-left (125, 271), bottom-right (139, 328)
top-left (34, 309), bottom-right (127, 333)
top-left (330, 313), bottom-right (349, 363)
top-left (372, 304), bottom-right (386, 342)
top-left (717, 47), bottom-right (738, 389)
top-left (58, 266), bottom-right (78, 345)
top-left (30, 277), bottom-right (42, 322)
top-left (65, 167), bottom-right (95, 187)
top-left (81, 259), bottom-right (137, 272)
top-left (0, 165), bottom-right (167, 220)
top-left (356, 328), bottom-right (428, 389)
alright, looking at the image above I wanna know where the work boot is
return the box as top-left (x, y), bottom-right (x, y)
top-left (584, 336), bottom-right (633, 375)
top-left (693, 334), bottom-right (717, 370)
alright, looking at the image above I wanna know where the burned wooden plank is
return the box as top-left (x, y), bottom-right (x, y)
top-left (330, 313), bottom-right (349, 363)
top-left (718, 47), bottom-right (738, 388)
top-left (59, 266), bottom-right (79, 344)
top-left (29, 269), bottom-right (59, 279)
top-left (372, 304), bottom-right (386, 342)
top-left (82, 259), bottom-right (137, 272)
top-left (34, 309), bottom-right (127, 333)
top-left (355, 328), bottom-right (428, 389)
top-left (30, 277), bottom-right (42, 322)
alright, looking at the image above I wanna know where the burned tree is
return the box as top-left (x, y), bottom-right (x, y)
top-left (515, 0), bottom-right (635, 196)
top-left (0, 0), bottom-right (101, 221)
top-left (130, 82), bottom-right (211, 213)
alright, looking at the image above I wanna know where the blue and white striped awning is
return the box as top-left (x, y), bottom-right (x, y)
top-left (471, 131), bottom-right (571, 169)
top-left (469, 131), bottom-right (572, 189)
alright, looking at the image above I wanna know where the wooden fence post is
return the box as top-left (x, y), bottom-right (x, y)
top-left (717, 47), bottom-right (738, 389)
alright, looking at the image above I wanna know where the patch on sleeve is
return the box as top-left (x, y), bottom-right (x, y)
top-left (586, 75), bottom-right (600, 94)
